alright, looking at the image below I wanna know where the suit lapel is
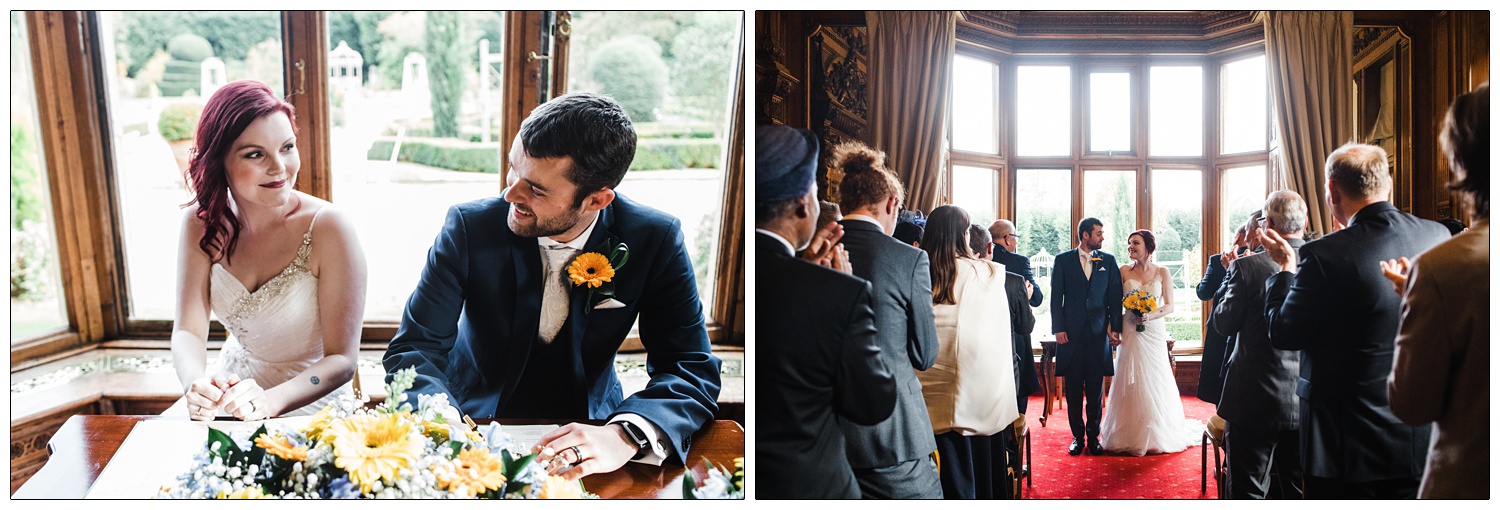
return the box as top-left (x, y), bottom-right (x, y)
top-left (1088, 252), bottom-right (1107, 297)
top-left (503, 203), bottom-right (544, 404)
top-left (564, 204), bottom-right (617, 360)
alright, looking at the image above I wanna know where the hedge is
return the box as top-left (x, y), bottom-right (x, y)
top-left (630, 138), bottom-right (722, 170)
top-left (1165, 321), bottom-right (1202, 342)
top-left (367, 137), bottom-right (722, 173)
top-left (368, 139), bottom-right (500, 174)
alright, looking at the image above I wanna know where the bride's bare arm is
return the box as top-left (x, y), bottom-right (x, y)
top-left (233, 208), bottom-right (367, 419)
top-left (1149, 266), bottom-right (1175, 320)
top-left (172, 207), bottom-right (224, 420)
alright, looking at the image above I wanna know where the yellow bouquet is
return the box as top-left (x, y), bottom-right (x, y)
top-left (1122, 289), bottom-right (1157, 332)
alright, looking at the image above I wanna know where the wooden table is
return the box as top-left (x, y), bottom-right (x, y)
top-left (1039, 340), bottom-right (1058, 427)
top-left (12, 416), bottom-right (743, 499)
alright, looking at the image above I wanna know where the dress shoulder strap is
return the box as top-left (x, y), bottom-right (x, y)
top-left (294, 207), bottom-right (326, 264)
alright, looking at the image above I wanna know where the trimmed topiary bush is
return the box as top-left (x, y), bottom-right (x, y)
top-left (587, 36), bottom-right (668, 122)
top-left (161, 33), bottom-right (214, 97)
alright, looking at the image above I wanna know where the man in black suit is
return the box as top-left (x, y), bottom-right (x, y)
top-left (756, 125), bottom-right (897, 499)
top-left (831, 141), bottom-right (943, 499)
top-left (1213, 191), bottom-right (1308, 499)
top-left (1262, 143), bottom-right (1450, 499)
top-left (1196, 224), bottom-right (1244, 404)
top-left (970, 225), bottom-right (1040, 415)
top-left (988, 219), bottom-right (1043, 308)
top-left (1050, 217), bottom-right (1123, 456)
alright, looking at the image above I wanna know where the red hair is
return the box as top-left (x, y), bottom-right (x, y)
top-left (1130, 229), bottom-right (1157, 254)
top-left (184, 80), bottom-right (297, 263)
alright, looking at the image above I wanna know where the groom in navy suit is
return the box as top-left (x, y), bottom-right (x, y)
top-left (1051, 217), bottom-right (1123, 456)
top-left (384, 93), bottom-right (721, 481)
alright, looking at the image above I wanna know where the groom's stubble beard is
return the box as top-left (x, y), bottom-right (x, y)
top-left (508, 202), bottom-right (587, 238)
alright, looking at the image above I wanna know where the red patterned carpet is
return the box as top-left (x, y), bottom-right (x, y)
top-left (1020, 394), bottom-right (1221, 499)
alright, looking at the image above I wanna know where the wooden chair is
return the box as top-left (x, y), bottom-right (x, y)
top-left (1202, 414), bottom-right (1227, 497)
top-left (1007, 414), bottom-right (1032, 498)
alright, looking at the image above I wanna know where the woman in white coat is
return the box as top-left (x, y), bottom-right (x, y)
top-left (917, 205), bottom-right (1018, 499)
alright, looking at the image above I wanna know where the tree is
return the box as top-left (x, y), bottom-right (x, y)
top-left (588, 35), bottom-right (668, 122)
top-left (1085, 174), bottom-right (1134, 257)
top-left (375, 11), bottom-right (426, 89)
top-left (669, 12), bottom-right (740, 131)
top-left (425, 12), bottom-right (464, 138)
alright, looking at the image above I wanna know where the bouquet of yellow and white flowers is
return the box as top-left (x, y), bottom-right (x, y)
top-left (684, 457), bottom-right (744, 499)
top-left (158, 368), bottom-right (593, 499)
top-left (1123, 289), bottom-right (1157, 332)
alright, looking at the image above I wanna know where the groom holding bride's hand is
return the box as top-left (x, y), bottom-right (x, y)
top-left (1051, 218), bottom-right (1124, 456)
top-left (383, 93), bottom-right (722, 482)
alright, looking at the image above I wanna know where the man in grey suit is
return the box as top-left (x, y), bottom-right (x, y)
top-left (831, 141), bottom-right (943, 498)
top-left (1262, 143), bottom-right (1449, 498)
top-left (1212, 190), bottom-right (1307, 499)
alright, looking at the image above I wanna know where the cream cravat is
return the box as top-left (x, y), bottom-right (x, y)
top-left (1081, 250), bottom-right (1093, 281)
top-left (538, 245), bottom-right (577, 344)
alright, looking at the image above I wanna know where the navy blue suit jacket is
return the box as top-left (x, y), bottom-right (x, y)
top-left (993, 246), bottom-right (1044, 308)
top-left (1050, 249), bottom-right (1123, 378)
top-left (1265, 201), bottom-right (1447, 482)
top-left (383, 192), bottom-right (722, 463)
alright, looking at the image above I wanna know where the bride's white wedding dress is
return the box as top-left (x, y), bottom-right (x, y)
top-left (1098, 273), bottom-right (1203, 455)
top-left (171, 208), bottom-right (351, 417)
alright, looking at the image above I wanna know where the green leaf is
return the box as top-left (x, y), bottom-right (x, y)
top-left (503, 452), bottom-right (537, 480)
top-left (448, 441), bottom-right (464, 459)
top-left (683, 470), bottom-right (698, 499)
top-left (207, 427), bottom-right (242, 463)
top-left (246, 425), bottom-right (269, 467)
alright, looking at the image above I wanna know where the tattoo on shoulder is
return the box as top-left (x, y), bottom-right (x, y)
top-left (310, 376), bottom-right (321, 385)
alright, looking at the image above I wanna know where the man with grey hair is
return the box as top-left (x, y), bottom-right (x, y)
top-left (989, 220), bottom-right (1042, 307)
top-left (1260, 143), bottom-right (1449, 498)
top-left (1212, 190), bottom-right (1308, 499)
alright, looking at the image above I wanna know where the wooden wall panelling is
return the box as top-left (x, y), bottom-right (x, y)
top-left (806, 21), bottom-right (868, 203)
top-left (10, 399), bottom-right (104, 495)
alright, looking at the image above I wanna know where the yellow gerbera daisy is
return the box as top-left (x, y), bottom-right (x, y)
top-left (434, 448), bottom-right (507, 497)
top-left (218, 486), bottom-right (273, 499)
top-left (331, 413), bottom-right (424, 492)
top-left (567, 252), bottom-right (615, 288)
top-left (537, 475), bottom-right (587, 499)
top-left (301, 406), bottom-right (336, 443)
top-left (255, 434), bottom-right (309, 462)
top-left (422, 420), bottom-right (450, 443)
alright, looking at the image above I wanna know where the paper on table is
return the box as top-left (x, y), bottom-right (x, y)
top-left (86, 418), bottom-right (559, 499)
top-left (86, 417), bottom-right (313, 499)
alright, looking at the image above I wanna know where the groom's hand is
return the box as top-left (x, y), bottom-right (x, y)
top-left (534, 423), bottom-right (638, 481)
top-left (1055, 332), bottom-right (1069, 345)
top-left (1108, 330), bottom-right (1122, 346)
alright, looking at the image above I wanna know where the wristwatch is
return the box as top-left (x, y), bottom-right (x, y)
top-left (618, 421), bottom-right (650, 460)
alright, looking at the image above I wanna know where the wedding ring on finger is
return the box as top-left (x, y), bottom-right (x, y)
top-left (567, 446), bottom-right (583, 466)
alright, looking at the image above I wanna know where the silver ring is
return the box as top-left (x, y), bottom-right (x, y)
top-left (567, 445), bottom-right (582, 465)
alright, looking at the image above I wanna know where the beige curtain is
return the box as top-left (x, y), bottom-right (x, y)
top-left (867, 11), bottom-right (959, 214)
top-left (1263, 11), bottom-right (1354, 237)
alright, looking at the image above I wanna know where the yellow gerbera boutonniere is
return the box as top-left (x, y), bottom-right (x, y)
top-left (1091, 257), bottom-right (1103, 263)
top-left (567, 253), bottom-right (614, 288)
top-left (569, 240), bottom-right (630, 314)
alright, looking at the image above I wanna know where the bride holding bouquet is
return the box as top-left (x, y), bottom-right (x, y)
top-left (1098, 229), bottom-right (1202, 455)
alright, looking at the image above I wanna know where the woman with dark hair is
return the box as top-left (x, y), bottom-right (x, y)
top-left (169, 80), bottom-right (367, 421)
top-left (1385, 83), bottom-right (1488, 499)
top-left (1098, 229), bottom-right (1201, 455)
top-left (916, 205), bottom-right (1018, 498)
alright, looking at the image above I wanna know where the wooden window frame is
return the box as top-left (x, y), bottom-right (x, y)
top-left (13, 10), bottom-right (746, 366)
top-left (947, 44), bottom-right (1271, 356)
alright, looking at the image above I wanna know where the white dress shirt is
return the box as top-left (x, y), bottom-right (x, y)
top-left (1080, 247), bottom-right (1094, 280)
top-left (535, 213), bottom-right (667, 465)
